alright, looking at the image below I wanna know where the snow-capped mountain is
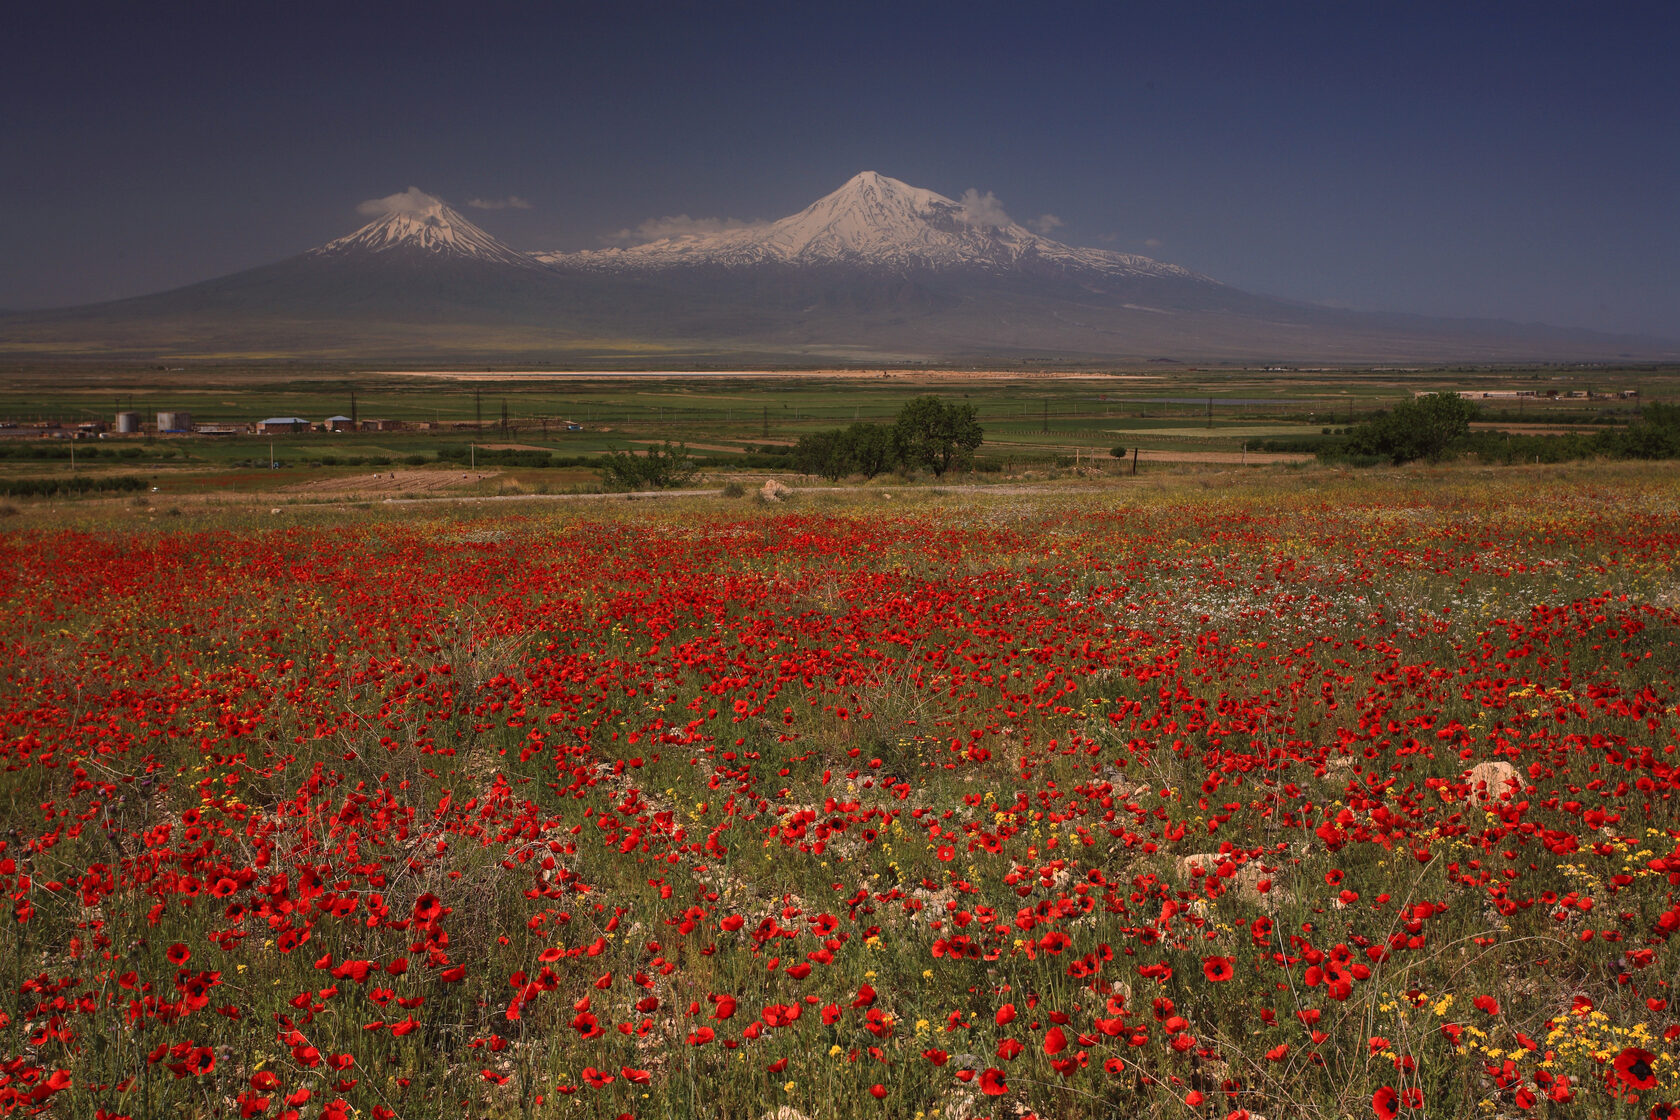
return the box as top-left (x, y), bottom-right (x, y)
top-left (312, 189), bottom-right (535, 268)
top-left (6, 174), bottom-right (1667, 363)
top-left (534, 171), bottom-right (1203, 282)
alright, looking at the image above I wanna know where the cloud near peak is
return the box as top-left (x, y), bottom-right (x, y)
top-left (957, 189), bottom-right (1012, 229)
top-left (955, 191), bottom-right (1064, 239)
top-left (357, 187), bottom-right (443, 216)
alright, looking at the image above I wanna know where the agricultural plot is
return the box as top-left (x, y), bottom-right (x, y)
top-left (2, 466), bottom-right (1679, 1120)
top-left (0, 366), bottom-right (1661, 496)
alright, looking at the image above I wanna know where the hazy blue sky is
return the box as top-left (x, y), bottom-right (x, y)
top-left (4, 1), bottom-right (1676, 336)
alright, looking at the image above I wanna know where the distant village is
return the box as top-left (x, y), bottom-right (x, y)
top-left (0, 410), bottom-right (585, 439)
top-left (1429, 388), bottom-right (1640, 401)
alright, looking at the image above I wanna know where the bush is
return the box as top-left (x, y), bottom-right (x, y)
top-left (720, 481), bottom-right (746, 498)
top-left (1110, 445), bottom-right (1126, 459)
top-left (597, 442), bottom-right (698, 491)
top-left (1343, 392), bottom-right (1477, 464)
top-left (792, 423), bottom-right (897, 481)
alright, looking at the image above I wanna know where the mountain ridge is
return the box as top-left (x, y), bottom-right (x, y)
top-left (1, 173), bottom-right (1672, 363)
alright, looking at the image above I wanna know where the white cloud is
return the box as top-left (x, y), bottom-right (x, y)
top-left (357, 187), bottom-right (442, 216)
top-left (601, 214), bottom-right (763, 247)
top-left (1028, 213), bottom-right (1064, 236)
top-left (467, 196), bottom-right (532, 211)
top-left (1143, 237), bottom-right (1163, 249)
top-left (957, 189), bottom-right (1012, 229)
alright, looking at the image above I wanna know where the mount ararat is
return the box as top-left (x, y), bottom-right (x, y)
top-left (3, 172), bottom-right (1670, 364)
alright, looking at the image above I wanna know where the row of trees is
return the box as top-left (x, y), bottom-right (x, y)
top-left (0, 474), bottom-right (148, 498)
top-left (794, 396), bottom-right (984, 480)
top-left (1316, 393), bottom-right (1680, 466)
top-left (595, 397), bottom-right (984, 491)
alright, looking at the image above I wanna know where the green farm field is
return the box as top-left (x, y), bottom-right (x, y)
top-left (0, 364), bottom-right (1672, 501)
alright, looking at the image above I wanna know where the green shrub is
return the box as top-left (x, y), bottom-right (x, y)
top-left (597, 442), bottom-right (698, 490)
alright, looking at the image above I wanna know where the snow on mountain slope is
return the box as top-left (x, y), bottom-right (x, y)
top-left (534, 171), bottom-right (1205, 280)
top-left (312, 190), bottom-right (534, 267)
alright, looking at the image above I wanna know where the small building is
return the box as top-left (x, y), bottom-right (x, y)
top-left (258, 416), bottom-right (313, 434)
top-left (156, 411), bottom-right (193, 433)
top-left (114, 411), bottom-right (141, 434)
top-left (325, 415), bottom-right (357, 432)
top-left (360, 418), bottom-right (404, 432)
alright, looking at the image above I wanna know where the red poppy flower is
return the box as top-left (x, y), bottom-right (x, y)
top-left (1202, 956), bottom-right (1235, 982)
top-left (1614, 1047), bottom-right (1659, 1091)
top-left (1372, 1085), bottom-right (1399, 1120)
top-left (979, 1068), bottom-right (1008, 1096)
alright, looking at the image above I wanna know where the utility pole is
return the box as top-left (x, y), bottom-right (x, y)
top-left (762, 406), bottom-right (768, 440)
top-left (475, 389), bottom-right (483, 431)
top-left (1042, 399), bottom-right (1049, 434)
top-left (500, 400), bottom-right (509, 435)
top-left (471, 442), bottom-right (476, 471)
top-left (350, 390), bottom-right (358, 428)
top-left (1207, 397), bottom-right (1213, 428)
top-left (1131, 447), bottom-right (1138, 476)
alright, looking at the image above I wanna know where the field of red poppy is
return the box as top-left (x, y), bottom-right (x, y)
top-left (3, 465), bottom-right (1680, 1120)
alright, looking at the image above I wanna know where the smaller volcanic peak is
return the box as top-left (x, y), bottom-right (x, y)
top-left (311, 189), bottom-right (533, 267)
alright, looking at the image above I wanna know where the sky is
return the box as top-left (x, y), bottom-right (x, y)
top-left (4, 1), bottom-right (1677, 337)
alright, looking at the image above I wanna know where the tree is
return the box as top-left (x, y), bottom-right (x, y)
top-left (843, 422), bottom-right (896, 479)
top-left (793, 430), bottom-right (849, 481)
top-left (1345, 392), bottom-right (1476, 464)
top-left (597, 441), bottom-right (697, 490)
top-left (893, 396), bottom-right (984, 477)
